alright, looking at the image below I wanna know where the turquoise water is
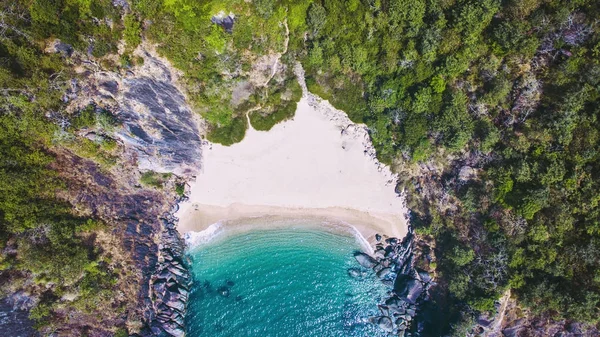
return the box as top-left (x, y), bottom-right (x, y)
top-left (185, 225), bottom-right (389, 337)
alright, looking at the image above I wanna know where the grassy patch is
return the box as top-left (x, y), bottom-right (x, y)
top-left (207, 116), bottom-right (247, 145)
top-left (250, 101), bottom-right (297, 131)
top-left (175, 183), bottom-right (185, 197)
top-left (140, 171), bottom-right (171, 188)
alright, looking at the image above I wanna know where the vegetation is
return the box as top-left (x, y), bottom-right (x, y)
top-left (291, 0), bottom-right (600, 333)
top-left (140, 170), bottom-right (171, 189)
top-left (250, 77), bottom-right (302, 131)
top-left (1, 1), bottom-right (133, 333)
top-left (1, 0), bottom-right (600, 335)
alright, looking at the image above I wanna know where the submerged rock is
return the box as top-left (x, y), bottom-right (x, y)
top-left (347, 267), bottom-right (365, 278)
top-left (377, 316), bottom-right (394, 332)
top-left (217, 286), bottom-right (230, 298)
top-left (353, 252), bottom-right (378, 268)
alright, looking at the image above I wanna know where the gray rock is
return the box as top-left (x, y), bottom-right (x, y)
top-left (115, 58), bottom-right (203, 177)
top-left (377, 316), bottom-right (394, 332)
top-left (378, 305), bottom-right (390, 316)
top-left (347, 268), bottom-right (364, 278)
top-left (394, 274), bottom-right (424, 304)
top-left (353, 252), bottom-right (377, 268)
top-left (162, 321), bottom-right (185, 337)
top-left (376, 267), bottom-right (393, 280)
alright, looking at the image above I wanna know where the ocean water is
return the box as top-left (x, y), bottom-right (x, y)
top-left (185, 225), bottom-right (390, 337)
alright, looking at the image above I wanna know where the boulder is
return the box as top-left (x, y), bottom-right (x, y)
top-left (377, 316), bottom-right (394, 332)
top-left (394, 275), bottom-right (424, 304)
top-left (416, 268), bottom-right (432, 283)
top-left (376, 267), bottom-right (393, 280)
top-left (353, 252), bottom-right (377, 268)
top-left (378, 305), bottom-right (390, 316)
top-left (217, 286), bottom-right (230, 297)
top-left (385, 237), bottom-right (398, 245)
top-left (347, 268), bottom-right (364, 278)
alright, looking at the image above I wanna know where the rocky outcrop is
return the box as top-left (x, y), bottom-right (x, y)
top-left (66, 46), bottom-right (203, 177)
top-left (46, 150), bottom-right (192, 336)
top-left (140, 212), bottom-right (191, 337)
top-left (0, 294), bottom-right (39, 337)
top-left (211, 12), bottom-right (235, 33)
top-left (356, 229), bottom-right (434, 337)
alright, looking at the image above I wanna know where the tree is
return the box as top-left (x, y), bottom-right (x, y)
top-left (307, 3), bottom-right (326, 37)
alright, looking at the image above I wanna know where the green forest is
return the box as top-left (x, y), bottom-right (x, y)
top-left (1, 0), bottom-right (599, 335)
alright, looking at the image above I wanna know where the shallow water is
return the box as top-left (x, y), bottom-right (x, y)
top-left (185, 225), bottom-right (389, 337)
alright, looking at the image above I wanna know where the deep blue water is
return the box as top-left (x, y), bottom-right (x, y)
top-left (185, 225), bottom-right (389, 337)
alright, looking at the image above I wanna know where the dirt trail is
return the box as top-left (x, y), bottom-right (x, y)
top-left (262, 19), bottom-right (289, 87)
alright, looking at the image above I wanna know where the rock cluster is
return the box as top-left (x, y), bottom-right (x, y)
top-left (353, 229), bottom-right (433, 336)
top-left (140, 211), bottom-right (192, 337)
top-left (0, 294), bottom-right (39, 337)
top-left (211, 12), bottom-right (235, 33)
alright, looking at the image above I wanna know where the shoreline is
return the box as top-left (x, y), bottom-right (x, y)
top-left (175, 64), bottom-right (408, 252)
top-left (177, 203), bottom-right (408, 254)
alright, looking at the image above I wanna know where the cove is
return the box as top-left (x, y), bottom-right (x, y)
top-left (185, 224), bottom-right (390, 337)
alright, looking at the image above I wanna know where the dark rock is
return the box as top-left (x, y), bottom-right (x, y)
top-left (416, 268), bottom-right (432, 283)
top-left (353, 252), bottom-right (378, 268)
top-left (373, 263), bottom-right (385, 273)
top-left (377, 316), bottom-right (394, 332)
top-left (378, 305), bottom-right (390, 316)
top-left (162, 321), bottom-right (185, 337)
top-left (381, 279), bottom-right (394, 287)
top-left (375, 234), bottom-right (382, 242)
top-left (0, 297), bottom-right (39, 337)
top-left (347, 268), bottom-right (364, 278)
top-left (376, 267), bottom-right (392, 280)
top-left (211, 14), bottom-right (235, 33)
top-left (51, 40), bottom-right (74, 57)
top-left (235, 295), bottom-right (243, 302)
top-left (385, 237), bottom-right (398, 245)
top-left (226, 280), bottom-right (235, 287)
top-left (100, 80), bottom-right (119, 95)
top-left (217, 286), bottom-right (230, 298)
top-left (395, 276), bottom-right (424, 304)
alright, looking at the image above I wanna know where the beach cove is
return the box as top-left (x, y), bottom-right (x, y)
top-left (176, 66), bottom-right (409, 246)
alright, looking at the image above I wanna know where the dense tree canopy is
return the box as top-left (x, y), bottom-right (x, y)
top-left (1, 0), bottom-right (599, 334)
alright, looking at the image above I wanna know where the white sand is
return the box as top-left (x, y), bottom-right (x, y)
top-left (176, 65), bottom-right (408, 245)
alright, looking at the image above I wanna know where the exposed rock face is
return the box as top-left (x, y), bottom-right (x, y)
top-left (68, 47), bottom-right (203, 177)
top-left (130, 210), bottom-right (192, 337)
top-left (211, 12), bottom-right (235, 33)
top-left (358, 229), bottom-right (434, 337)
top-left (0, 295), bottom-right (39, 337)
top-left (473, 290), bottom-right (600, 337)
top-left (48, 151), bottom-right (191, 337)
top-left (117, 72), bottom-right (202, 176)
top-left (354, 252), bottom-right (378, 269)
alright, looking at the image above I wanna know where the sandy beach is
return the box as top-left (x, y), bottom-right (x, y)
top-left (176, 65), bottom-right (408, 245)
